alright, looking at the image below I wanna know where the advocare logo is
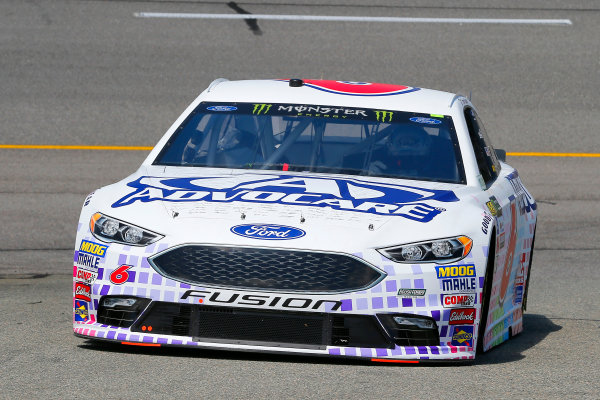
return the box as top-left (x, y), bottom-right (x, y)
top-left (112, 174), bottom-right (459, 223)
top-left (231, 224), bottom-right (306, 240)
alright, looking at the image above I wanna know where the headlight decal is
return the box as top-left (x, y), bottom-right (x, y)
top-left (377, 236), bottom-right (472, 264)
top-left (90, 213), bottom-right (163, 246)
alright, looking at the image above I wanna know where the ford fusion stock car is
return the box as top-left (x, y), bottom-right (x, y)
top-left (73, 79), bottom-right (537, 362)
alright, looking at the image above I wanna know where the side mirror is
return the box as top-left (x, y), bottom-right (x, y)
top-left (495, 149), bottom-right (506, 162)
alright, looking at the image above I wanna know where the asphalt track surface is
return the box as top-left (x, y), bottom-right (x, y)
top-left (1, 1), bottom-right (599, 398)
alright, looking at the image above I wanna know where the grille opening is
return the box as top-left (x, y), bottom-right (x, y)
top-left (331, 315), bottom-right (391, 348)
top-left (149, 245), bottom-right (385, 293)
top-left (195, 309), bottom-right (325, 345)
top-left (131, 302), bottom-right (393, 349)
top-left (97, 296), bottom-right (150, 328)
top-left (377, 314), bottom-right (440, 346)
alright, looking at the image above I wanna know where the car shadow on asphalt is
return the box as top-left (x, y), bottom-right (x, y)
top-left (474, 313), bottom-right (561, 365)
top-left (77, 313), bottom-right (560, 367)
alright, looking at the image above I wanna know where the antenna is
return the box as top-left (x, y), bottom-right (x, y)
top-left (468, 91), bottom-right (472, 101)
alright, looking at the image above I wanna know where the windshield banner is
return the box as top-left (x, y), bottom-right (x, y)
top-left (202, 102), bottom-right (427, 123)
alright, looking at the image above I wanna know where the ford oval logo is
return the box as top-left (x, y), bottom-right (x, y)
top-left (230, 224), bottom-right (306, 240)
top-left (206, 105), bottom-right (238, 112)
top-left (409, 117), bottom-right (442, 125)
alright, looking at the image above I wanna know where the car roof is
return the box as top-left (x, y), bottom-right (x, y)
top-left (200, 79), bottom-right (459, 116)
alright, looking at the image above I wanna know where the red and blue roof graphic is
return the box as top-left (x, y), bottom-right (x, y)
top-left (280, 79), bottom-right (420, 96)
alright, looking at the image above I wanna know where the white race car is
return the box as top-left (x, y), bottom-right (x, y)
top-left (73, 79), bottom-right (537, 363)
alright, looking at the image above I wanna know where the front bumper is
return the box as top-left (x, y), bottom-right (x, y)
top-left (73, 232), bottom-right (486, 362)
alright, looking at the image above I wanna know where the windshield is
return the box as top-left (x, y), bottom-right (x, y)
top-left (154, 102), bottom-right (465, 183)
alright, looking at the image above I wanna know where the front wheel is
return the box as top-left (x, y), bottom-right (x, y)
top-left (522, 228), bottom-right (536, 311)
top-left (477, 231), bottom-right (496, 354)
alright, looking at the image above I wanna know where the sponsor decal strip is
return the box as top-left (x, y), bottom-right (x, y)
top-left (397, 288), bottom-right (426, 297)
top-left (75, 282), bottom-right (92, 302)
top-left (79, 240), bottom-right (108, 257)
top-left (449, 308), bottom-right (476, 325)
top-left (436, 264), bottom-right (476, 278)
top-left (451, 326), bottom-right (474, 347)
top-left (74, 300), bottom-right (89, 323)
top-left (442, 293), bottom-right (475, 308)
top-left (74, 267), bottom-right (98, 284)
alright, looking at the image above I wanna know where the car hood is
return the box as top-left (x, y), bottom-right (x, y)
top-left (95, 167), bottom-right (486, 252)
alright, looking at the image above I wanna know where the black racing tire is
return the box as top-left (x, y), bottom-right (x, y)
top-left (522, 228), bottom-right (536, 311)
top-left (476, 229), bottom-right (496, 354)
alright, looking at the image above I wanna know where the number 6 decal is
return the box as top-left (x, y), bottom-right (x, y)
top-left (110, 265), bottom-right (132, 285)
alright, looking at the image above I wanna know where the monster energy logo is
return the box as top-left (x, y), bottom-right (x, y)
top-left (375, 110), bottom-right (393, 122)
top-left (253, 104), bottom-right (272, 115)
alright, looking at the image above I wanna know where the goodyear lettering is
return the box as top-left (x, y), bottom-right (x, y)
top-left (482, 213), bottom-right (492, 234)
top-left (436, 264), bottom-right (475, 278)
top-left (252, 104), bottom-right (272, 115)
top-left (181, 290), bottom-right (342, 311)
top-left (374, 110), bottom-right (393, 122)
top-left (79, 240), bottom-right (108, 258)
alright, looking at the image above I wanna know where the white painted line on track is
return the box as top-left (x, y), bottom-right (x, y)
top-left (133, 12), bottom-right (572, 25)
